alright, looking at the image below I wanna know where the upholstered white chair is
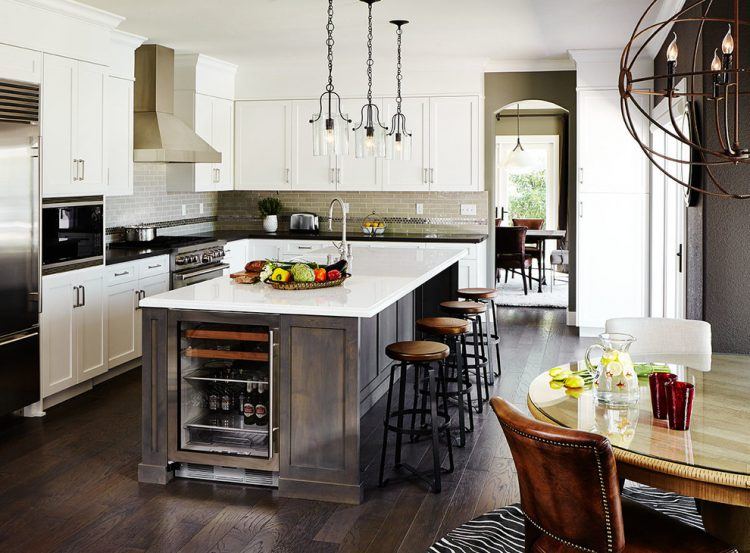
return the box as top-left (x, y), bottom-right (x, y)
top-left (604, 317), bottom-right (712, 355)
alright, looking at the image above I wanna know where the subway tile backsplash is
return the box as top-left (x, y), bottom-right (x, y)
top-left (106, 164), bottom-right (488, 236)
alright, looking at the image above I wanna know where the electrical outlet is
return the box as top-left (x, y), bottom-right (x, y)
top-left (181, 204), bottom-right (187, 216)
top-left (416, 203), bottom-right (424, 215)
top-left (343, 202), bottom-right (350, 213)
top-left (199, 203), bottom-right (204, 215)
top-left (460, 204), bottom-right (477, 216)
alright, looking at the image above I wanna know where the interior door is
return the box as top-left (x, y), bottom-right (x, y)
top-left (212, 97), bottom-right (233, 191)
top-left (75, 61), bottom-right (106, 194)
top-left (41, 54), bottom-right (75, 197)
top-left (235, 100), bottom-right (292, 190)
top-left (337, 97), bottom-right (379, 190)
top-left (429, 96), bottom-right (479, 191)
top-left (382, 96), bottom-right (429, 191)
top-left (292, 99), bottom-right (336, 190)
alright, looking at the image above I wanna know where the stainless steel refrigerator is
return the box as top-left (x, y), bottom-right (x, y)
top-left (0, 80), bottom-right (41, 415)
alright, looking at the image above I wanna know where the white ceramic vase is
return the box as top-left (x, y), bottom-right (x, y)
top-left (263, 215), bottom-right (278, 233)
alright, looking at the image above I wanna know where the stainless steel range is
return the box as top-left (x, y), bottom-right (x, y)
top-left (171, 240), bottom-right (228, 289)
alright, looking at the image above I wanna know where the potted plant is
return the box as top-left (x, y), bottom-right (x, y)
top-left (258, 196), bottom-right (282, 233)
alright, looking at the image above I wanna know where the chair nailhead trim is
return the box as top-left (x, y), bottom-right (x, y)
top-left (499, 420), bottom-right (615, 553)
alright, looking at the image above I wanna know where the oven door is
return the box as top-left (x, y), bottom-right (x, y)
top-left (173, 263), bottom-right (229, 289)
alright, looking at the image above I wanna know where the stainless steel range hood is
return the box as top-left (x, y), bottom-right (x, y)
top-left (133, 44), bottom-right (221, 163)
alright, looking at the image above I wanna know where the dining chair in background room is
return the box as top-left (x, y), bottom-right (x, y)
top-left (495, 226), bottom-right (533, 295)
top-left (513, 218), bottom-right (544, 287)
top-left (490, 397), bottom-right (737, 553)
top-left (605, 318), bottom-right (712, 355)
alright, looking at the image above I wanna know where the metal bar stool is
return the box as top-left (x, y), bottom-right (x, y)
top-left (378, 340), bottom-right (454, 493)
top-left (457, 287), bottom-right (502, 383)
top-left (416, 317), bottom-right (474, 447)
top-left (440, 300), bottom-right (492, 413)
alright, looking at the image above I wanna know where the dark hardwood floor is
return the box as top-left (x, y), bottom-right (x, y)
top-left (0, 307), bottom-right (593, 553)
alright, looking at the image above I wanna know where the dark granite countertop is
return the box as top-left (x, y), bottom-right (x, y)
top-left (193, 230), bottom-right (488, 244)
top-left (106, 246), bottom-right (172, 265)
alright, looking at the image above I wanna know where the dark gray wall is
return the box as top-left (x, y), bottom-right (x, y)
top-left (484, 71), bottom-right (577, 309)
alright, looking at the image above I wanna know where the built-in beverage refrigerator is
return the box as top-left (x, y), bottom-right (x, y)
top-left (168, 312), bottom-right (278, 484)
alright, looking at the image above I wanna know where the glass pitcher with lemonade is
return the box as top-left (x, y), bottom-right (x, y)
top-left (585, 333), bottom-right (639, 406)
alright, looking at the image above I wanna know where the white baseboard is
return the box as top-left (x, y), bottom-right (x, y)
top-left (566, 310), bottom-right (577, 326)
top-left (43, 358), bottom-right (141, 410)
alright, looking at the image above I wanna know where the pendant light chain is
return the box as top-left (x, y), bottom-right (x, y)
top-left (395, 22), bottom-right (403, 122)
top-left (366, 2), bottom-right (374, 106)
top-left (326, 0), bottom-right (335, 93)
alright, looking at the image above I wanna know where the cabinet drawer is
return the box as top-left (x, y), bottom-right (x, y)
top-left (425, 242), bottom-right (477, 260)
top-left (105, 263), bottom-right (137, 285)
top-left (282, 241), bottom-right (327, 254)
top-left (137, 255), bottom-right (170, 279)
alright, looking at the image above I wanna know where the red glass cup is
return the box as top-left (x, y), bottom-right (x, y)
top-left (648, 372), bottom-right (678, 420)
top-left (665, 381), bottom-right (695, 431)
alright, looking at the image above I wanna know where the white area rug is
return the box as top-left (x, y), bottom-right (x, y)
top-left (494, 271), bottom-right (568, 308)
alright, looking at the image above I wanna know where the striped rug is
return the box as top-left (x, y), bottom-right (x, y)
top-left (429, 485), bottom-right (702, 552)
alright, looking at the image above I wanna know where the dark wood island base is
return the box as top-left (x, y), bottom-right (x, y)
top-left (139, 263), bottom-right (459, 504)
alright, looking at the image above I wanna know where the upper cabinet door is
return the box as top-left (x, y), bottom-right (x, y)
top-left (105, 77), bottom-right (133, 197)
top-left (578, 89), bottom-right (648, 195)
top-left (41, 54), bottom-right (76, 197)
top-left (336, 97), bottom-right (380, 191)
top-left (193, 93), bottom-right (215, 192)
top-left (429, 96), bottom-right (479, 191)
top-left (292, 100), bottom-right (335, 190)
top-left (212, 97), bottom-right (234, 191)
top-left (75, 61), bottom-right (106, 194)
top-left (235, 100), bottom-right (292, 191)
top-left (382, 96), bottom-right (429, 191)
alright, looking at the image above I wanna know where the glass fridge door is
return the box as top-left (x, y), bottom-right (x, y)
top-left (178, 322), bottom-right (273, 458)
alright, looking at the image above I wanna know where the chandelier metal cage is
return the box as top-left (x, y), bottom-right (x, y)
top-left (310, 0), bottom-right (351, 157)
top-left (620, 0), bottom-right (750, 199)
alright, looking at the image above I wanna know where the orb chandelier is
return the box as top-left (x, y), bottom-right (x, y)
top-left (620, 0), bottom-right (750, 199)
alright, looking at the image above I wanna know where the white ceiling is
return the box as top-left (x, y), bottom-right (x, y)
top-left (86, 0), bottom-right (667, 68)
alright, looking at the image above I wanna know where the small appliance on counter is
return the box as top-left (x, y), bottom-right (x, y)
top-left (289, 213), bottom-right (319, 233)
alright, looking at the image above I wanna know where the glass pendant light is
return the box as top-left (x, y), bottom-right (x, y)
top-left (503, 104), bottom-right (538, 172)
top-left (354, 0), bottom-right (387, 158)
top-left (310, 0), bottom-right (350, 156)
top-left (386, 20), bottom-right (412, 161)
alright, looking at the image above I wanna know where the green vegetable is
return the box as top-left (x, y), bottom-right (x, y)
top-left (290, 263), bottom-right (315, 282)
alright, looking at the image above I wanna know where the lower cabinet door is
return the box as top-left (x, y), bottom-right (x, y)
top-left (107, 281), bottom-right (138, 369)
top-left (41, 275), bottom-right (76, 398)
top-left (225, 240), bottom-right (249, 274)
top-left (135, 273), bottom-right (170, 358)
top-left (458, 260), bottom-right (475, 289)
top-left (76, 269), bottom-right (107, 381)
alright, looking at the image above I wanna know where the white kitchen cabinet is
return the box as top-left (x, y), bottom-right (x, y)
top-left (382, 97), bottom-right (430, 191)
top-left (105, 76), bottom-right (134, 196)
top-left (337, 98), bottom-right (380, 191)
top-left (41, 266), bottom-right (107, 398)
top-left (235, 101), bottom-right (293, 191)
top-left (429, 96), bottom-right (479, 191)
top-left (0, 43), bottom-right (41, 84)
top-left (172, 92), bottom-right (234, 192)
top-left (42, 54), bottom-right (105, 198)
top-left (225, 239), bottom-right (250, 274)
top-left (134, 273), bottom-right (170, 358)
top-left (292, 99), bottom-right (337, 190)
top-left (253, 240), bottom-right (282, 262)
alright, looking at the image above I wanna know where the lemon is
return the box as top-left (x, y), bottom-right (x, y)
top-left (549, 380), bottom-right (564, 390)
top-left (606, 361), bottom-right (623, 377)
top-left (564, 375), bottom-right (586, 389)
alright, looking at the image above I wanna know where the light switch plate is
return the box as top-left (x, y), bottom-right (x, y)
top-left (460, 204), bottom-right (477, 216)
top-left (181, 204), bottom-right (187, 216)
top-left (199, 203), bottom-right (204, 215)
top-left (416, 203), bottom-right (424, 215)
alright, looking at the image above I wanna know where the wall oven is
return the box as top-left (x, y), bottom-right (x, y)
top-left (42, 197), bottom-right (103, 269)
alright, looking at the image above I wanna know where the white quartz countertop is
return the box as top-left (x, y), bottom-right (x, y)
top-left (139, 246), bottom-right (467, 318)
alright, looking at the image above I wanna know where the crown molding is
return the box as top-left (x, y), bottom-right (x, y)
top-left (174, 52), bottom-right (239, 74)
top-left (112, 29), bottom-right (147, 49)
top-left (10, 0), bottom-right (124, 28)
top-left (568, 48), bottom-right (623, 64)
top-left (484, 58), bottom-right (576, 73)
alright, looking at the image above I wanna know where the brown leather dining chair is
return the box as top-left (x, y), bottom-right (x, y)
top-left (490, 397), bottom-right (737, 553)
top-left (496, 226), bottom-right (533, 295)
top-left (513, 218), bottom-right (544, 291)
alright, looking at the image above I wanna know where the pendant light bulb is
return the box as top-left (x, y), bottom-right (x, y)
top-left (722, 25), bottom-right (734, 55)
top-left (711, 48), bottom-right (722, 72)
top-left (666, 33), bottom-right (679, 62)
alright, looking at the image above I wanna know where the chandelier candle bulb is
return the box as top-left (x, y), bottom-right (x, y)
top-left (666, 32), bottom-right (678, 92)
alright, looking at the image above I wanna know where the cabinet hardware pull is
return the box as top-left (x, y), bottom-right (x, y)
top-left (73, 159), bottom-right (79, 181)
top-left (81, 159), bottom-right (85, 181)
top-left (430, 168), bottom-right (434, 184)
top-left (298, 245), bottom-right (312, 250)
top-left (423, 168), bottom-right (428, 184)
top-left (114, 271), bottom-right (129, 277)
top-left (147, 264), bottom-right (161, 269)
top-left (336, 168), bottom-right (341, 185)
top-left (579, 201), bottom-right (583, 218)
top-left (330, 168), bottom-right (335, 185)
top-left (285, 168), bottom-right (290, 184)
top-left (80, 285), bottom-right (85, 307)
top-left (579, 167), bottom-right (584, 184)
top-left (73, 285), bottom-right (80, 308)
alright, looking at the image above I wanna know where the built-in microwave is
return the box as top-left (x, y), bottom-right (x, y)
top-left (42, 197), bottom-right (104, 269)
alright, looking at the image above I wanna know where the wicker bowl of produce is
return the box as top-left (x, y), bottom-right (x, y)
top-left (228, 259), bottom-right (350, 290)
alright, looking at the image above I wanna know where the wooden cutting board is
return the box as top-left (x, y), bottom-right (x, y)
top-left (229, 270), bottom-right (261, 284)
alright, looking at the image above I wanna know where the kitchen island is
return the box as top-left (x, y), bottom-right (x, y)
top-left (138, 246), bottom-right (466, 504)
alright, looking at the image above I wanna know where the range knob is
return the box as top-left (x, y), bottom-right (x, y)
top-left (202, 253), bottom-right (211, 263)
top-left (175, 256), bottom-right (187, 265)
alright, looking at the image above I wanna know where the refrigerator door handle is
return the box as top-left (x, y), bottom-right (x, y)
top-left (0, 329), bottom-right (39, 348)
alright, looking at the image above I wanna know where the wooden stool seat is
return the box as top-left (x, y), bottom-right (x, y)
top-left (440, 300), bottom-right (487, 315)
top-left (457, 287), bottom-right (499, 300)
top-left (416, 317), bottom-right (470, 336)
top-left (385, 341), bottom-right (450, 363)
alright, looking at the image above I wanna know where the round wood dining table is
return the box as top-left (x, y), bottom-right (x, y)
top-left (527, 354), bottom-right (750, 552)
